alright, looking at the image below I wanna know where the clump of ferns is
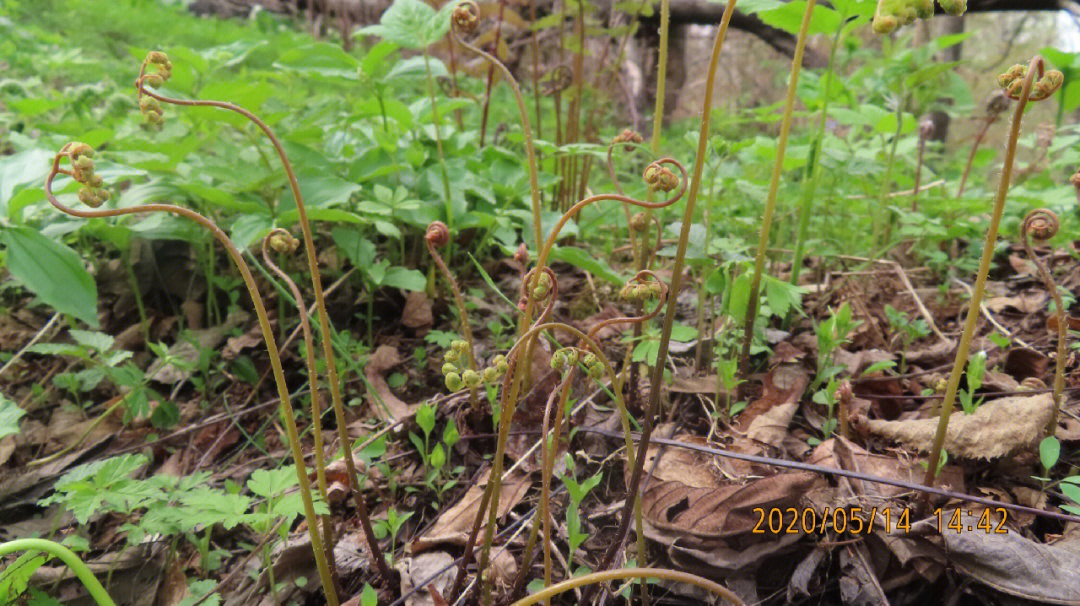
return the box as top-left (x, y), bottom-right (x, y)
top-left (444, 3), bottom-right (736, 603)
top-left (47, 141), bottom-right (342, 604)
top-left (873, 0), bottom-right (966, 35)
top-left (920, 57), bottom-right (1063, 502)
top-left (43, 48), bottom-right (419, 603)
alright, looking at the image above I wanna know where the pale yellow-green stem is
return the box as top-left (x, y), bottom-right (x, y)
top-left (45, 148), bottom-right (340, 606)
top-left (921, 56), bottom-right (1059, 497)
top-left (737, 0), bottom-right (817, 386)
top-left (0, 539), bottom-right (118, 606)
top-left (510, 567), bottom-right (746, 606)
top-left (137, 60), bottom-right (391, 581)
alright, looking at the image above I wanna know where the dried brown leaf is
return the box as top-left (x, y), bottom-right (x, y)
top-left (366, 345), bottom-right (415, 421)
top-left (410, 468), bottom-right (530, 552)
top-left (395, 552), bottom-right (455, 606)
top-left (641, 471), bottom-right (822, 547)
top-left (401, 292), bottom-right (434, 328)
top-left (851, 393), bottom-right (1054, 459)
top-left (945, 510), bottom-right (1080, 604)
top-left (738, 364), bottom-right (809, 450)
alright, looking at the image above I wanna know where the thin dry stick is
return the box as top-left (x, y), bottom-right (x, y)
top-left (0, 312), bottom-right (60, 379)
top-left (1021, 209), bottom-right (1066, 436)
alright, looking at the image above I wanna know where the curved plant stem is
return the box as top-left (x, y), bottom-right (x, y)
top-left (261, 229), bottom-right (336, 570)
top-left (588, 0), bottom-right (740, 593)
top-left (423, 50), bottom-right (456, 254)
top-left (1021, 209), bottom-right (1066, 437)
top-left (45, 149), bottom-right (339, 606)
top-left (451, 17), bottom-right (543, 258)
top-left (0, 538), bottom-right (118, 606)
top-left (137, 71), bottom-right (392, 582)
top-left (535, 271), bottom-right (667, 599)
top-left (736, 0), bottom-right (817, 388)
top-left (510, 567), bottom-right (745, 606)
top-left (473, 321), bottom-right (636, 605)
top-left (478, 0), bottom-right (508, 146)
top-left (425, 222), bottom-right (479, 409)
top-left (920, 56), bottom-right (1055, 502)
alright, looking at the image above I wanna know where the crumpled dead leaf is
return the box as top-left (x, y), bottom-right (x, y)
top-left (401, 292), bottom-right (433, 329)
top-left (669, 373), bottom-right (721, 394)
top-left (985, 290), bottom-right (1048, 314)
top-left (395, 552), bottom-right (455, 606)
top-left (738, 364), bottom-right (809, 450)
top-left (808, 438), bottom-right (965, 499)
top-left (410, 468), bottom-right (530, 552)
top-left (367, 345), bottom-right (415, 421)
top-left (851, 393), bottom-right (1053, 459)
top-left (944, 510), bottom-right (1080, 605)
top-left (641, 471), bottom-right (823, 548)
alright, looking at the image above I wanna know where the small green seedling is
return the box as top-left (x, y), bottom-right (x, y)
top-left (958, 350), bottom-right (987, 414)
top-left (884, 304), bottom-right (930, 373)
top-left (559, 454), bottom-right (603, 567)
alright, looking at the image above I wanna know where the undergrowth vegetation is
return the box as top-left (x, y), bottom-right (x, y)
top-left (4, 0), bottom-right (1080, 604)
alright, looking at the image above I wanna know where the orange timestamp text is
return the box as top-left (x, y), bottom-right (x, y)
top-left (750, 506), bottom-right (1009, 535)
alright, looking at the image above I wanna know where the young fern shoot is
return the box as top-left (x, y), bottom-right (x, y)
top-left (45, 141), bottom-right (340, 606)
top-left (135, 51), bottom-right (392, 583)
top-left (921, 56), bottom-right (1063, 497)
top-left (1021, 209), bottom-right (1067, 436)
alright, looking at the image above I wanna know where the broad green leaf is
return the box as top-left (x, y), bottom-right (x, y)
top-left (332, 228), bottom-right (376, 269)
top-left (752, 1), bottom-right (842, 36)
top-left (549, 246), bottom-right (625, 286)
top-left (359, 0), bottom-right (463, 49)
top-left (0, 393), bottom-right (25, 441)
top-left (230, 213), bottom-right (273, 250)
top-left (382, 266), bottom-right (426, 291)
top-left (0, 149), bottom-right (53, 217)
top-left (2, 226), bottom-right (99, 328)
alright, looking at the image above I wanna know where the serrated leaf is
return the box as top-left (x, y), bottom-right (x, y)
top-left (359, 0), bottom-right (462, 49)
top-left (68, 330), bottom-right (114, 353)
top-left (248, 466), bottom-right (299, 499)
